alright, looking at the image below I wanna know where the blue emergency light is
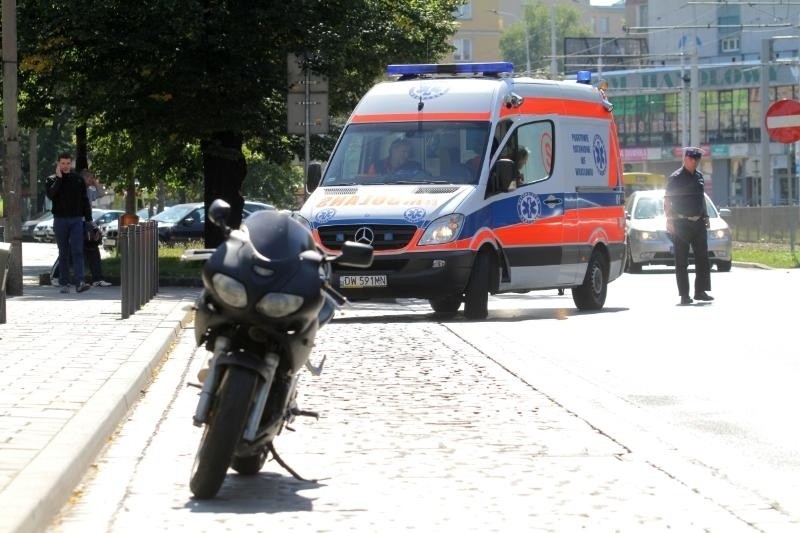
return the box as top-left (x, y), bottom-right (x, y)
top-left (576, 70), bottom-right (592, 84)
top-left (387, 62), bottom-right (514, 77)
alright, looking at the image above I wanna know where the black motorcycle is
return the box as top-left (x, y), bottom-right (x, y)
top-left (188, 199), bottom-right (372, 499)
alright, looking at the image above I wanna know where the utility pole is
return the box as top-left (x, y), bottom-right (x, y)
top-left (2, 0), bottom-right (23, 296)
top-left (760, 38), bottom-right (772, 206)
top-left (550, 5), bottom-right (558, 79)
top-left (690, 45), bottom-right (700, 148)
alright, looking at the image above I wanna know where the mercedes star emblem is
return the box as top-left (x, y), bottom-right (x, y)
top-left (354, 226), bottom-right (375, 245)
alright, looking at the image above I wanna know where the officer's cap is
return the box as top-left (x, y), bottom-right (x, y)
top-left (683, 146), bottom-right (704, 159)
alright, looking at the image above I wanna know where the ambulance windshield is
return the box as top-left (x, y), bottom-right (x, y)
top-left (320, 121), bottom-right (490, 186)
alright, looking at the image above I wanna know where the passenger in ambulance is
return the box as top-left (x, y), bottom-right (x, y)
top-left (514, 146), bottom-right (529, 187)
top-left (368, 138), bottom-right (422, 176)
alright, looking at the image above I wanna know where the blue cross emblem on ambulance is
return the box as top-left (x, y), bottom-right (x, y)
top-left (404, 207), bottom-right (426, 224)
top-left (517, 193), bottom-right (542, 223)
top-left (315, 208), bottom-right (336, 224)
top-left (593, 135), bottom-right (607, 176)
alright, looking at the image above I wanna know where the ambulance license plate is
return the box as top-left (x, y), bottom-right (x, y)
top-left (340, 274), bottom-right (387, 288)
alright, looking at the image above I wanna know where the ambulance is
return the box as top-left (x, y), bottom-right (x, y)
top-left (296, 62), bottom-right (626, 319)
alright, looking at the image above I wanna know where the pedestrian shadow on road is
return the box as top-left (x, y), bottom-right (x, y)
top-left (184, 472), bottom-right (321, 513)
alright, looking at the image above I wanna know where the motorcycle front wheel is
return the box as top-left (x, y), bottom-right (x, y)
top-left (231, 449), bottom-right (268, 475)
top-left (190, 365), bottom-right (258, 499)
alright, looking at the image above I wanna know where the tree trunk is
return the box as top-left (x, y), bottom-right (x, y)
top-left (201, 131), bottom-right (246, 248)
top-left (75, 124), bottom-right (88, 171)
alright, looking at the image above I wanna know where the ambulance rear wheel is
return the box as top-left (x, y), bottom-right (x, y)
top-left (464, 251), bottom-right (492, 320)
top-left (572, 250), bottom-right (608, 311)
top-left (429, 295), bottom-right (462, 315)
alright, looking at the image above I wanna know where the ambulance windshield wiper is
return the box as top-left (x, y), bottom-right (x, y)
top-left (393, 180), bottom-right (451, 185)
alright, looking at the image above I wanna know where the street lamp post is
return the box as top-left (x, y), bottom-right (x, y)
top-left (490, 9), bottom-right (531, 75)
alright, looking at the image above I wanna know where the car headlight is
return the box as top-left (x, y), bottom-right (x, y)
top-left (710, 228), bottom-right (730, 239)
top-left (211, 273), bottom-right (248, 308)
top-left (419, 214), bottom-right (464, 245)
top-left (633, 229), bottom-right (658, 241)
top-left (256, 293), bottom-right (304, 317)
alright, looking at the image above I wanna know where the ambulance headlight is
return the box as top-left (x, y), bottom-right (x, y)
top-left (419, 214), bottom-right (464, 245)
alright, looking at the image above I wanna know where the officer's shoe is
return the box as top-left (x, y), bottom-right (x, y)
top-left (680, 296), bottom-right (693, 305)
top-left (693, 292), bottom-right (714, 301)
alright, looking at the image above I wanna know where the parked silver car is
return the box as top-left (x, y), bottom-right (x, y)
top-left (625, 189), bottom-right (732, 273)
top-left (22, 211), bottom-right (52, 241)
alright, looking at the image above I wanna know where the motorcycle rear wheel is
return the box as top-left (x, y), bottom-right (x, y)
top-left (190, 366), bottom-right (258, 499)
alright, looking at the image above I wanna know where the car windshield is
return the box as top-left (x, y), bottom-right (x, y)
top-left (633, 197), bottom-right (664, 219)
top-left (705, 196), bottom-right (720, 218)
top-left (320, 121), bottom-right (490, 187)
top-left (151, 204), bottom-right (197, 223)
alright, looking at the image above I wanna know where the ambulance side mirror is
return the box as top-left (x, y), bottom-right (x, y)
top-left (307, 162), bottom-right (322, 193)
top-left (488, 159), bottom-right (516, 196)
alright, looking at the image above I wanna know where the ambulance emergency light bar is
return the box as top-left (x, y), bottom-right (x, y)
top-left (576, 70), bottom-right (592, 84)
top-left (387, 62), bottom-right (514, 77)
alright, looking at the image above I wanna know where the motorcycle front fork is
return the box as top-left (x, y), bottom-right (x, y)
top-left (192, 337), bottom-right (229, 427)
top-left (192, 336), bottom-right (281, 438)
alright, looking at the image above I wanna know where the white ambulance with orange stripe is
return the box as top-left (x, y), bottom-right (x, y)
top-left (297, 62), bottom-right (626, 319)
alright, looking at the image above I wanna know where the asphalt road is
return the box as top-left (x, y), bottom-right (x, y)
top-left (48, 263), bottom-right (800, 531)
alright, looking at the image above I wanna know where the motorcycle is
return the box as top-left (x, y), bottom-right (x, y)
top-left (188, 199), bottom-right (373, 499)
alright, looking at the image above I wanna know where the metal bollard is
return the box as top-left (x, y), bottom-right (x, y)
top-left (0, 242), bottom-right (11, 324)
top-left (120, 221), bottom-right (160, 319)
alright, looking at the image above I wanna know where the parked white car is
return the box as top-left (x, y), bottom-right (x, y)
top-left (625, 189), bottom-right (732, 273)
top-left (35, 209), bottom-right (113, 243)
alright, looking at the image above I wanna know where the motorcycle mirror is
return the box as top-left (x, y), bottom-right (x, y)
top-left (336, 241), bottom-right (373, 268)
top-left (208, 199), bottom-right (231, 228)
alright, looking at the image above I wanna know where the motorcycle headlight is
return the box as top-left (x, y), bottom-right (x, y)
top-left (419, 214), bottom-right (464, 245)
top-left (256, 293), bottom-right (304, 317)
top-left (291, 213), bottom-right (313, 232)
top-left (211, 273), bottom-right (248, 308)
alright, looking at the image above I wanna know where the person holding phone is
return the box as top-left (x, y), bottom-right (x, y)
top-left (45, 152), bottom-right (92, 294)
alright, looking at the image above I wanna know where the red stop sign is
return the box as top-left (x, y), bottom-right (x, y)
top-left (765, 99), bottom-right (800, 143)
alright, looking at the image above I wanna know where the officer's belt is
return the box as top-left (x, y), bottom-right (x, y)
top-left (675, 215), bottom-right (701, 221)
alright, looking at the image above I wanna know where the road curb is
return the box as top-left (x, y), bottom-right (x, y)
top-left (3, 298), bottom-right (195, 533)
top-left (732, 261), bottom-right (772, 270)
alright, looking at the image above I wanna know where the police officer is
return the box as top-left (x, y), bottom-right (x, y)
top-left (665, 147), bottom-right (713, 305)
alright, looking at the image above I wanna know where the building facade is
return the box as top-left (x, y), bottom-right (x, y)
top-left (613, 0), bottom-right (800, 206)
top-left (450, 0), bottom-right (627, 72)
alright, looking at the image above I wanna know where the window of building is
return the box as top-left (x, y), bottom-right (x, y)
top-left (636, 5), bottom-right (648, 30)
top-left (454, 2), bottom-right (472, 20)
top-left (721, 37), bottom-right (740, 53)
top-left (453, 38), bottom-right (473, 61)
top-left (599, 17), bottom-right (609, 35)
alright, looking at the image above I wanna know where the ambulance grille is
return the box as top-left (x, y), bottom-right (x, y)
top-left (318, 224), bottom-right (417, 251)
top-left (415, 186), bottom-right (460, 194)
top-left (323, 187), bottom-right (358, 195)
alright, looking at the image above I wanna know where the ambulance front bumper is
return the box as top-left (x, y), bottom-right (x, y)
top-left (332, 250), bottom-right (475, 300)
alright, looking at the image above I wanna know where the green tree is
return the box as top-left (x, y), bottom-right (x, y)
top-left (498, 2), bottom-right (591, 78)
top-left (14, 0), bottom-right (460, 246)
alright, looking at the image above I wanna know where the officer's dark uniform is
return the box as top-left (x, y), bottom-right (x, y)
top-left (666, 150), bottom-right (711, 302)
